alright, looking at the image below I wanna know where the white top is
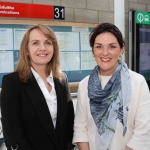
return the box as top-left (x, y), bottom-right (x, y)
top-left (73, 69), bottom-right (150, 150)
top-left (31, 68), bottom-right (57, 128)
top-left (99, 74), bottom-right (111, 89)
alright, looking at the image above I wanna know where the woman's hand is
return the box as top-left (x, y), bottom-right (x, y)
top-left (77, 142), bottom-right (90, 150)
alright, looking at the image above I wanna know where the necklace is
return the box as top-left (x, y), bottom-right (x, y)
top-left (46, 82), bottom-right (51, 86)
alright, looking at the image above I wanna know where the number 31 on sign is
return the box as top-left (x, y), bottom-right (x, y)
top-left (54, 6), bottom-right (65, 20)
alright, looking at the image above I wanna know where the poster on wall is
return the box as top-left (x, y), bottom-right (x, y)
top-left (14, 29), bottom-right (26, 50)
top-left (60, 52), bottom-right (80, 71)
top-left (139, 28), bottom-right (150, 73)
top-left (0, 28), bottom-right (13, 50)
top-left (55, 32), bottom-right (79, 51)
top-left (80, 32), bottom-right (91, 51)
top-left (81, 52), bottom-right (96, 70)
top-left (0, 51), bottom-right (14, 73)
top-left (0, 24), bottom-right (96, 87)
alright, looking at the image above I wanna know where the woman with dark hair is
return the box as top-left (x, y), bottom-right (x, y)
top-left (1, 24), bottom-right (74, 150)
top-left (73, 23), bottom-right (150, 150)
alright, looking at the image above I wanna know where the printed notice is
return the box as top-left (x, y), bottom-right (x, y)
top-left (55, 32), bottom-right (79, 51)
top-left (60, 52), bottom-right (80, 71)
top-left (80, 32), bottom-right (91, 51)
top-left (0, 51), bottom-right (14, 73)
top-left (81, 52), bottom-right (97, 70)
top-left (72, 26), bottom-right (88, 32)
top-left (140, 43), bottom-right (150, 71)
top-left (0, 28), bottom-right (13, 50)
top-left (139, 28), bottom-right (150, 75)
top-left (14, 29), bottom-right (26, 50)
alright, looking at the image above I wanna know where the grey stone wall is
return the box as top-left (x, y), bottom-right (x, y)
top-left (1, 0), bottom-right (150, 65)
top-left (0, 0), bottom-right (114, 23)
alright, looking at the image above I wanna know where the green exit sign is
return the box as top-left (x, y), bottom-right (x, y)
top-left (136, 11), bottom-right (150, 24)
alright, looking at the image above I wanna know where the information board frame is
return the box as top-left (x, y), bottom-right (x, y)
top-left (0, 19), bottom-right (97, 88)
top-left (129, 10), bottom-right (150, 88)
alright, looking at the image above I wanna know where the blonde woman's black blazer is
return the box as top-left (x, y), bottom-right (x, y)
top-left (1, 72), bottom-right (74, 150)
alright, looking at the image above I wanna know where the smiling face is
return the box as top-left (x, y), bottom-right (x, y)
top-left (27, 29), bottom-right (54, 70)
top-left (93, 32), bottom-right (124, 76)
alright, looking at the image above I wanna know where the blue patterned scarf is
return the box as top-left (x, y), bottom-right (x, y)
top-left (88, 60), bottom-right (131, 150)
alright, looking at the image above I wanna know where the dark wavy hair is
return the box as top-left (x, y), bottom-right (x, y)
top-left (89, 23), bottom-right (125, 49)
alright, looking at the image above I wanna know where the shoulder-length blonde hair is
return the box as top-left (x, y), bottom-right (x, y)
top-left (16, 24), bottom-right (62, 82)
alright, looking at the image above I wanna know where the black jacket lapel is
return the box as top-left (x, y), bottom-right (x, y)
top-left (54, 78), bottom-right (68, 149)
top-left (23, 76), bottom-right (59, 150)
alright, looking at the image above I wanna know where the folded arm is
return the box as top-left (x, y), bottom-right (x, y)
top-left (73, 82), bottom-right (90, 150)
top-left (77, 142), bottom-right (90, 150)
top-left (127, 79), bottom-right (150, 149)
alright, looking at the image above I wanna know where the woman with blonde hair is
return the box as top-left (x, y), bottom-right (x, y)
top-left (1, 24), bottom-right (74, 150)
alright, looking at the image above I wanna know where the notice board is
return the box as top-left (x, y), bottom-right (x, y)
top-left (0, 20), bottom-right (97, 87)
